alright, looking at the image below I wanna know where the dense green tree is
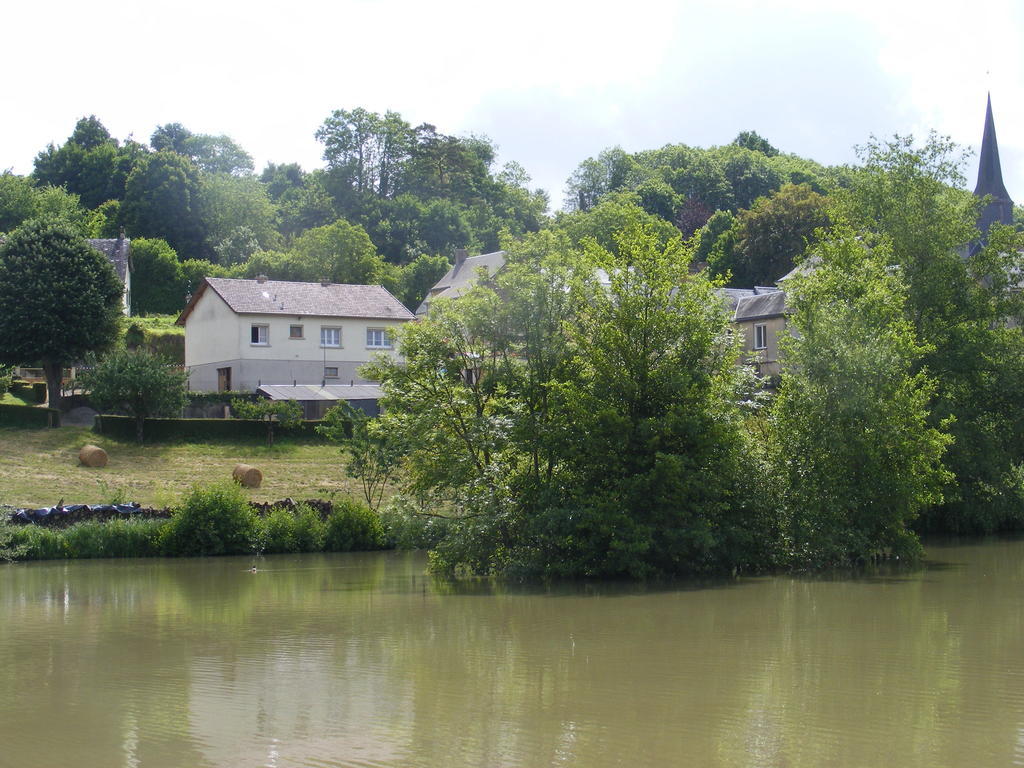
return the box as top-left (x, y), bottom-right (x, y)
top-left (693, 209), bottom-right (737, 268)
top-left (396, 252), bottom-right (450, 310)
top-left (33, 116), bottom-right (143, 209)
top-left (317, 108), bottom-right (413, 199)
top-left (369, 223), bottom-right (762, 578)
top-left (121, 151), bottom-right (208, 258)
top-left (151, 123), bottom-right (254, 176)
top-left (83, 347), bottom-right (189, 443)
top-left (237, 218), bottom-right (393, 287)
top-left (711, 182), bottom-right (829, 286)
top-left (0, 219), bottom-right (124, 407)
top-left (179, 258), bottom-right (231, 297)
top-left (85, 199), bottom-right (122, 238)
top-left (0, 174), bottom-right (88, 234)
top-left (553, 193), bottom-right (680, 257)
top-left (130, 238), bottom-right (187, 315)
top-left (839, 134), bottom-right (1024, 532)
top-left (770, 225), bottom-right (951, 564)
top-left (549, 221), bottom-right (756, 577)
top-left (564, 147), bottom-right (638, 211)
top-left (709, 145), bottom-right (784, 210)
top-left (732, 130), bottom-right (779, 157)
top-left (198, 173), bottom-right (280, 259)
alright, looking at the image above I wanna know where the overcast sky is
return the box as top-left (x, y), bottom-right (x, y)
top-left (4, 0), bottom-right (1022, 210)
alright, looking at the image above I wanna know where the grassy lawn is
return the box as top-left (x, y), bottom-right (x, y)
top-left (1, 391), bottom-right (36, 407)
top-left (0, 426), bottom-right (360, 509)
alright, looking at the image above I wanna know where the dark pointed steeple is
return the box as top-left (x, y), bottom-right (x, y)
top-left (974, 93), bottom-right (1014, 240)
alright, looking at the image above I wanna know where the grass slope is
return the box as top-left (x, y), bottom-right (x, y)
top-left (0, 427), bottom-right (357, 508)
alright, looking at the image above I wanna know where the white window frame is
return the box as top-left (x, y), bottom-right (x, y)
top-left (250, 324), bottom-right (269, 346)
top-left (365, 328), bottom-right (392, 349)
top-left (289, 324), bottom-right (304, 339)
top-left (753, 323), bottom-right (767, 351)
top-left (320, 326), bottom-right (341, 348)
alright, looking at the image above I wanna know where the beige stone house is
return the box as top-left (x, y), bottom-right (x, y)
top-left (176, 277), bottom-right (414, 392)
top-left (723, 287), bottom-right (789, 378)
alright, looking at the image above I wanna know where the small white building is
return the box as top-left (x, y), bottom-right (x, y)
top-left (176, 277), bottom-right (415, 392)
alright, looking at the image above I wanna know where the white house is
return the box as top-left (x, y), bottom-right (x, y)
top-left (176, 277), bottom-right (415, 392)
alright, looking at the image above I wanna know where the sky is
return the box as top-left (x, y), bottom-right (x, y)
top-left (4, 0), bottom-right (1023, 210)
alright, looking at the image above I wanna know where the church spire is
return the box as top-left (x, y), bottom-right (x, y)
top-left (974, 93), bottom-right (1014, 240)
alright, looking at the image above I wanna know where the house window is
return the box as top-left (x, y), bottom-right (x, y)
top-left (754, 324), bottom-right (767, 350)
top-left (289, 324), bottom-right (304, 339)
top-left (366, 328), bottom-right (392, 349)
top-left (324, 366), bottom-right (339, 378)
top-left (251, 325), bottom-right (269, 345)
top-left (320, 326), bottom-right (341, 348)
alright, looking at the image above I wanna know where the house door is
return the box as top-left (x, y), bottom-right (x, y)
top-left (217, 367), bottom-right (231, 392)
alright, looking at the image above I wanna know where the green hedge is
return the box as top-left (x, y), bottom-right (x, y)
top-left (94, 414), bottom-right (325, 442)
top-left (186, 391), bottom-right (261, 407)
top-left (0, 404), bottom-right (61, 428)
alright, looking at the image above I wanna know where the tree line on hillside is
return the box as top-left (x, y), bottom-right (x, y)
top-left (13, 112), bottom-right (1010, 319)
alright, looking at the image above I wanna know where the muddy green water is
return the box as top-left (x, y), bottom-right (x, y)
top-left (1, 541), bottom-right (1023, 767)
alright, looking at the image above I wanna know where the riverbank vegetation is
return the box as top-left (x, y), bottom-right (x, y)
top-left (1, 483), bottom-right (393, 562)
top-left (365, 136), bottom-right (1024, 578)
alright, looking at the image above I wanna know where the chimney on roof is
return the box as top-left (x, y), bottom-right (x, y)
top-left (320, 279), bottom-right (330, 287)
top-left (256, 274), bottom-right (268, 283)
top-left (117, 226), bottom-right (125, 241)
top-left (453, 248), bottom-right (469, 273)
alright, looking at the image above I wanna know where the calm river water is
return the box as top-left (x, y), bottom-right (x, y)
top-left (2, 541), bottom-right (1024, 767)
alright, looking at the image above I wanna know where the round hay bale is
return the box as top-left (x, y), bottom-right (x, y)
top-left (232, 463), bottom-right (263, 488)
top-left (79, 444), bottom-right (108, 468)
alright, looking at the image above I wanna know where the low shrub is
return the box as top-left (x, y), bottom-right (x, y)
top-left (324, 499), bottom-right (386, 552)
top-left (62, 518), bottom-right (166, 558)
top-left (9, 524), bottom-right (65, 560)
top-left (160, 482), bottom-right (258, 556)
top-left (256, 502), bottom-right (327, 554)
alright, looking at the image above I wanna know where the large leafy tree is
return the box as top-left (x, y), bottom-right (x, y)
top-left (0, 173), bottom-right (88, 234)
top-left (121, 151), bottom-right (208, 258)
top-left (33, 116), bottom-right (145, 209)
top-left (708, 182), bottom-right (829, 286)
top-left (130, 238), bottom-right (187, 315)
top-left (0, 219), bottom-right (124, 408)
top-left (151, 123), bottom-right (254, 176)
top-left (769, 225), bottom-right (951, 565)
top-left (840, 134), bottom-right (1024, 532)
top-left (83, 348), bottom-right (189, 443)
top-left (369, 222), bottom-right (760, 578)
top-left (237, 218), bottom-right (393, 287)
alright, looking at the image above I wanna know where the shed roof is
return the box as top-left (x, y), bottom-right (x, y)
top-left (177, 277), bottom-right (415, 325)
top-left (258, 383), bottom-right (384, 402)
top-left (734, 290), bottom-right (788, 321)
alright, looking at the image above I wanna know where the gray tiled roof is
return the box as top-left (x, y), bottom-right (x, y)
top-left (258, 383), bottom-right (383, 402)
top-left (183, 278), bottom-right (415, 322)
top-left (87, 237), bottom-right (131, 283)
top-left (734, 290), bottom-right (788, 321)
top-left (416, 250), bottom-right (506, 315)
